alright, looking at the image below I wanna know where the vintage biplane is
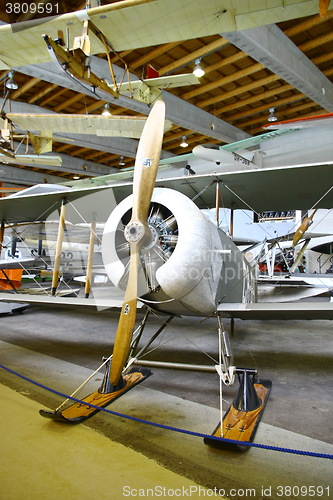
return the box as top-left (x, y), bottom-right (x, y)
top-left (0, 99), bottom-right (333, 450)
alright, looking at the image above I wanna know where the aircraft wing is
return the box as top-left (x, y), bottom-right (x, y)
top-left (0, 184), bottom-right (123, 224)
top-left (159, 129), bottom-right (297, 165)
top-left (263, 113), bottom-right (333, 130)
top-left (0, 289), bottom-right (145, 311)
top-left (3, 113), bottom-right (172, 139)
top-left (0, 161), bottom-right (332, 226)
top-left (117, 74), bottom-right (200, 94)
top-left (218, 302), bottom-right (333, 320)
top-left (0, 154), bottom-right (62, 166)
top-left (0, 258), bottom-right (38, 270)
top-left (154, 162), bottom-right (333, 212)
top-left (0, 0), bottom-right (319, 69)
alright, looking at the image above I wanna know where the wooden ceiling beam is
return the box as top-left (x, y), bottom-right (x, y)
top-left (238, 100), bottom-right (321, 130)
top-left (28, 83), bottom-right (58, 104)
top-left (162, 130), bottom-right (195, 143)
top-left (40, 87), bottom-right (68, 107)
top-left (182, 62), bottom-right (265, 100)
top-left (312, 50), bottom-right (333, 65)
top-left (284, 9), bottom-right (333, 37)
top-left (110, 50), bottom-right (133, 65)
top-left (70, 147), bottom-right (90, 155)
top-left (53, 143), bottom-right (73, 153)
top-left (130, 42), bottom-right (181, 71)
top-left (54, 92), bottom-right (84, 112)
top-left (226, 93), bottom-right (306, 123)
top-left (157, 38), bottom-right (229, 76)
top-left (10, 77), bottom-right (40, 99)
top-left (216, 83), bottom-right (295, 114)
top-left (84, 150), bottom-right (109, 160)
top-left (97, 154), bottom-right (121, 162)
top-left (200, 51), bottom-right (246, 76)
top-left (299, 31), bottom-right (333, 52)
top-left (198, 73), bottom-right (280, 109)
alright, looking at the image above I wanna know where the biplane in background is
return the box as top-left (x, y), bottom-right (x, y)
top-left (0, 100), bottom-right (333, 449)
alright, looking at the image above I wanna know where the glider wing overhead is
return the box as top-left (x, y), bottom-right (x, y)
top-left (3, 113), bottom-right (172, 139)
top-left (0, 0), bottom-right (319, 69)
top-left (159, 129), bottom-right (297, 166)
top-left (117, 74), bottom-right (201, 94)
top-left (0, 154), bottom-right (62, 166)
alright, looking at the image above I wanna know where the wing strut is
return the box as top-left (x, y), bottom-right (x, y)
top-left (84, 219), bottom-right (96, 298)
top-left (51, 198), bottom-right (67, 296)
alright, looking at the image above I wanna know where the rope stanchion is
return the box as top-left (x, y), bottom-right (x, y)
top-left (1, 363), bottom-right (333, 460)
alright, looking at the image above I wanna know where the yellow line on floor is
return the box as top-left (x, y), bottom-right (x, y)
top-left (0, 383), bottom-right (221, 500)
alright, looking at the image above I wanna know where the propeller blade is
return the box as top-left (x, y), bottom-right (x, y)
top-left (132, 99), bottom-right (166, 222)
top-left (110, 100), bottom-right (166, 386)
top-left (110, 241), bottom-right (141, 385)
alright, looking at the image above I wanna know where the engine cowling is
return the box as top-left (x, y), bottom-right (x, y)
top-left (102, 188), bottom-right (253, 316)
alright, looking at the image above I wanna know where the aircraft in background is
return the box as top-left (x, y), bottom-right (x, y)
top-left (0, 1), bottom-right (322, 70)
top-left (262, 112), bottom-right (333, 130)
top-left (0, 0), bottom-right (325, 106)
top-left (0, 110), bottom-right (173, 159)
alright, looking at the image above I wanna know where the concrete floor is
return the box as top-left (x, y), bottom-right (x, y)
top-left (1, 303), bottom-right (333, 499)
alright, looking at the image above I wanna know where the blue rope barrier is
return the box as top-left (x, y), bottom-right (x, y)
top-left (1, 363), bottom-right (333, 460)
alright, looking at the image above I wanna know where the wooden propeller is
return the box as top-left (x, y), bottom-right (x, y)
top-left (110, 100), bottom-right (166, 386)
top-left (292, 210), bottom-right (317, 247)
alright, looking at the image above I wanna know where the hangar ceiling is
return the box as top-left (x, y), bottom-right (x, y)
top-left (0, 0), bottom-right (333, 187)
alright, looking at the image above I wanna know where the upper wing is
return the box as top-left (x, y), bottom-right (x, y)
top-left (0, 185), bottom-right (118, 224)
top-left (0, 0), bottom-right (319, 69)
top-left (1, 161), bottom-right (331, 225)
top-left (154, 162), bottom-right (333, 212)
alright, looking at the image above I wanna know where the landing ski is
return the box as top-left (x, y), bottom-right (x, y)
top-left (205, 370), bottom-right (271, 451)
top-left (40, 367), bottom-right (150, 424)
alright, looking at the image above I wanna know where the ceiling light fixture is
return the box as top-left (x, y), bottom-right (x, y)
top-left (193, 58), bottom-right (205, 78)
top-left (180, 136), bottom-right (188, 147)
top-left (268, 107), bottom-right (277, 122)
top-left (5, 70), bottom-right (18, 90)
top-left (102, 103), bottom-right (111, 117)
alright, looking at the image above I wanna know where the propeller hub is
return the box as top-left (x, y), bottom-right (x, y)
top-left (124, 221), bottom-right (145, 243)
